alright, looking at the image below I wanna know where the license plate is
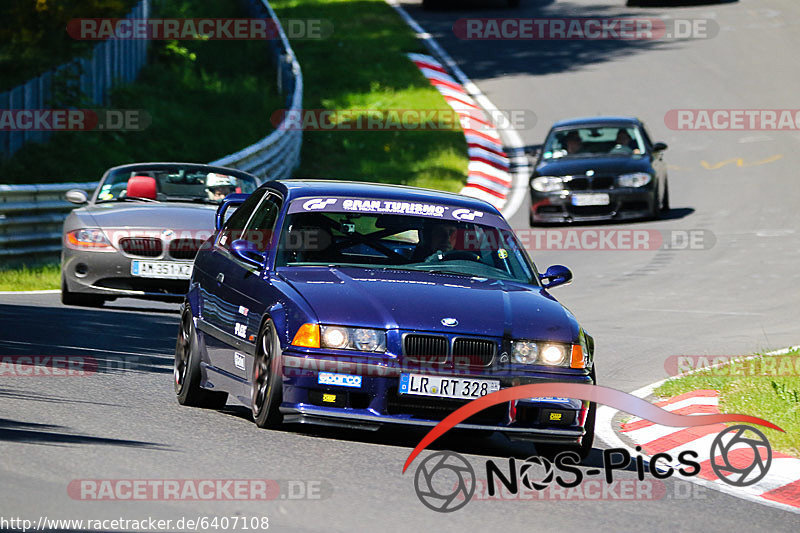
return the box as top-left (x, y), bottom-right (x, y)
top-left (131, 261), bottom-right (193, 279)
top-left (399, 373), bottom-right (500, 400)
top-left (571, 193), bottom-right (610, 206)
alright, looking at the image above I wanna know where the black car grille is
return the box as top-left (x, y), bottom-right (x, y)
top-left (564, 176), bottom-right (615, 191)
top-left (168, 238), bottom-right (204, 260)
top-left (386, 387), bottom-right (508, 424)
top-left (119, 237), bottom-right (162, 257)
top-left (453, 338), bottom-right (496, 367)
top-left (403, 334), bottom-right (448, 364)
top-left (568, 205), bottom-right (615, 217)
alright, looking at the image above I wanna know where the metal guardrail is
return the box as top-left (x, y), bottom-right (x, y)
top-left (0, 0), bottom-right (150, 158)
top-left (0, 182), bottom-right (98, 257)
top-left (0, 0), bottom-right (303, 261)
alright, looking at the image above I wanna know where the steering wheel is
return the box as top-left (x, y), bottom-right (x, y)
top-left (441, 250), bottom-right (482, 262)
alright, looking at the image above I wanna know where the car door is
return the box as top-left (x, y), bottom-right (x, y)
top-left (211, 191), bottom-right (283, 394)
top-left (196, 188), bottom-right (268, 388)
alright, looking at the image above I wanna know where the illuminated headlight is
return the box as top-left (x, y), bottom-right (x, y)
top-left (617, 173), bottom-right (652, 187)
top-left (531, 176), bottom-right (565, 192)
top-left (320, 326), bottom-right (386, 353)
top-left (511, 341), bottom-right (570, 367)
top-left (540, 344), bottom-right (568, 366)
top-left (65, 228), bottom-right (114, 251)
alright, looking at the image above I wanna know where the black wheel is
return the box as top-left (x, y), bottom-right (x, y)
top-left (61, 276), bottom-right (105, 307)
top-left (662, 181), bottom-right (670, 212)
top-left (251, 318), bottom-right (283, 428)
top-left (650, 188), bottom-right (662, 220)
top-left (535, 401), bottom-right (596, 462)
top-left (174, 308), bottom-right (228, 408)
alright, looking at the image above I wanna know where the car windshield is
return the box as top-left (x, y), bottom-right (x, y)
top-left (95, 166), bottom-right (257, 204)
top-left (274, 208), bottom-right (537, 284)
top-left (542, 126), bottom-right (645, 160)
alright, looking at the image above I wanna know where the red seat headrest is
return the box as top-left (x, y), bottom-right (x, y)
top-left (127, 175), bottom-right (157, 200)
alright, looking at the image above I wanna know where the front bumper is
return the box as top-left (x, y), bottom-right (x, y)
top-left (278, 351), bottom-right (593, 444)
top-left (61, 248), bottom-right (190, 301)
top-left (530, 188), bottom-right (654, 223)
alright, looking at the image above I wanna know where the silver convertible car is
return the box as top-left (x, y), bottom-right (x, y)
top-left (61, 162), bottom-right (258, 306)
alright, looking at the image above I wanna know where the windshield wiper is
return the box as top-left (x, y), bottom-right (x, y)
top-left (169, 197), bottom-right (218, 204)
top-left (96, 196), bottom-right (159, 204)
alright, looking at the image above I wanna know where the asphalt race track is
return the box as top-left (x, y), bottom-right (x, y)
top-left (2, 0), bottom-right (799, 531)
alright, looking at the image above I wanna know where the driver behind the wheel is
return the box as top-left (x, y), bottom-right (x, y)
top-left (413, 222), bottom-right (458, 262)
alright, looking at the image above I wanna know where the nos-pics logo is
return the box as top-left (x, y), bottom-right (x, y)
top-left (412, 425), bottom-right (772, 513)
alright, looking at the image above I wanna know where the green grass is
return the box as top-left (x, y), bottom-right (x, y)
top-left (0, 262), bottom-right (60, 291)
top-left (2, 0), bottom-right (469, 192)
top-left (0, 0), bottom-right (139, 91)
top-left (0, 0), bottom-right (282, 183)
top-left (656, 349), bottom-right (800, 457)
top-left (270, 0), bottom-right (469, 192)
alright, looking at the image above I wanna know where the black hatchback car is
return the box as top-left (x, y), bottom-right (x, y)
top-left (529, 117), bottom-right (669, 225)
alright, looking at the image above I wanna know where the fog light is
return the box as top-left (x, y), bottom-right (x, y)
top-left (75, 263), bottom-right (89, 276)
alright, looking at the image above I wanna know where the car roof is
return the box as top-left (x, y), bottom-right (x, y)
top-left (263, 179), bottom-right (502, 214)
top-left (550, 116), bottom-right (642, 129)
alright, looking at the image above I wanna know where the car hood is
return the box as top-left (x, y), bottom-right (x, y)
top-left (278, 267), bottom-right (578, 343)
top-left (535, 155), bottom-right (652, 177)
top-left (78, 202), bottom-right (217, 231)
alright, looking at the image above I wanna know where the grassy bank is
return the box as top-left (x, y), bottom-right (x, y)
top-left (656, 349), bottom-right (800, 457)
top-left (0, 0), bottom-right (282, 183)
top-left (0, 262), bottom-right (60, 291)
top-left (270, 0), bottom-right (469, 192)
top-left (0, 0), bottom-right (139, 91)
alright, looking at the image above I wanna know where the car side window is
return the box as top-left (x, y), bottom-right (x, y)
top-left (639, 125), bottom-right (654, 150)
top-left (242, 195), bottom-right (282, 252)
top-left (218, 188), bottom-right (268, 250)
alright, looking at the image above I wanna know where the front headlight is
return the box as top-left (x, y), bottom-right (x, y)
top-left (531, 176), bottom-right (565, 192)
top-left (320, 326), bottom-right (386, 353)
top-left (617, 172), bottom-right (652, 187)
top-left (511, 340), bottom-right (571, 367)
top-left (65, 228), bottom-right (114, 251)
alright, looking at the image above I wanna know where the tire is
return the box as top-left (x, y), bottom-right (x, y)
top-left (650, 188), bottom-right (662, 220)
top-left (662, 181), bottom-right (670, 212)
top-left (251, 318), bottom-right (283, 428)
top-left (61, 276), bottom-right (105, 307)
top-left (535, 401), bottom-right (596, 462)
top-left (174, 308), bottom-right (228, 409)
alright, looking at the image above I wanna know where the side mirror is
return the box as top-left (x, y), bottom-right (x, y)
top-left (652, 142), bottom-right (668, 152)
top-left (231, 239), bottom-right (266, 269)
top-left (65, 189), bottom-right (89, 204)
top-left (539, 265), bottom-right (573, 289)
top-left (215, 193), bottom-right (251, 231)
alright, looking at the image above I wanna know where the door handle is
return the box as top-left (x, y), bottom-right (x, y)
top-left (216, 273), bottom-right (225, 283)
